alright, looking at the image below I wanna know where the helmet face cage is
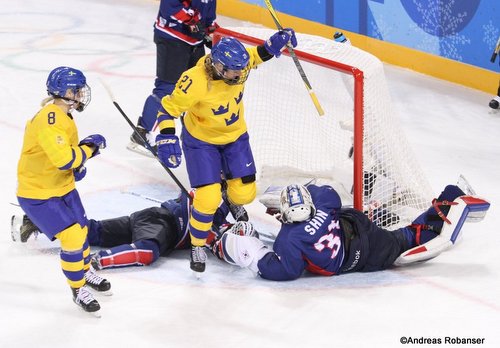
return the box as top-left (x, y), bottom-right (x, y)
top-left (46, 66), bottom-right (91, 111)
top-left (280, 185), bottom-right (316, 223)
top-left (211, 37), bottom-right (250, 85)
top-left (231, 221), bottom-right (257, 237)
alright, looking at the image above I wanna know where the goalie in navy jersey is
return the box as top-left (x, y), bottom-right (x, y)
top-left (210, 183), bottom-right (490, 281)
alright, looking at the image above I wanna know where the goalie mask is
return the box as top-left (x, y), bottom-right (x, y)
top-left (280, 184), bottom-right (316, 223)
top-left (46, 66), bottom-right (91, 112)
top-left (209, 37), bottom-right (250, 85)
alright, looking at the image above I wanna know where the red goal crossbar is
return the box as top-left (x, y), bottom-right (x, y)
top-left (213, 27), bottom-right (365, 210)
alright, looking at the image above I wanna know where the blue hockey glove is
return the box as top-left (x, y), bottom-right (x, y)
top-left (264, 28), bottom-right (298, 57)
top-left (79, 134), bottom-right (106, 157)
top-left (156, 134), bottom-right (182, 168)
top-left (73, 166), bottom-right (87, 182)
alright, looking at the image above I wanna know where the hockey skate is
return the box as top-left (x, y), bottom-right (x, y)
top-left (89, 253), bottom-right (102, 271)
top-left (72, 286), bottom-right (101, 316)
top-left (190, 246), bottom-right (207, 277)
top-left (394, 186), bottom-right (490, 266)
top-left (85, 266), bottom-right (112, 295)
top-left (126, 122), bottom-right (157, 158)
top-left (489, 95), bottom-right (499, 110)
top-left (10, 214), bottom-right (39, 243)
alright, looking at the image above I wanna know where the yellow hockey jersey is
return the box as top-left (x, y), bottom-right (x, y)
top-left (158, 46), bottom-right (264, 145)
top-left (17, 103), bottom-right (94, 199)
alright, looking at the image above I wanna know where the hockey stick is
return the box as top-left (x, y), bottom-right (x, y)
top-left (100, 80), bottom-right (190, 197)
top-left (490, 36), bottom-right (500, 63)
top-left (263, 0), bottom-right (324, 116)
top-left (121, 190), bottom-right (163, 204)
top-left (121, 190), bottom-right (277, 241)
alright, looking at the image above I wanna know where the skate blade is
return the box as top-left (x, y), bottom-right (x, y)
top-left (90, 288), bottom-right (113, 296)
top-left (10, 215), bottom-right (21, 242)
top-left (76, 306), bottom-right (102, 318)
top-left (126, 142), bottom-right (155, 158)
top-left (192, 271), bottom-right (203, 280)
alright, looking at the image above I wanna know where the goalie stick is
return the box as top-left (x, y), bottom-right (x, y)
top-left (100, 80), bottom-right (190, 197)
top-left (263, 0), bottom-right (325, 116)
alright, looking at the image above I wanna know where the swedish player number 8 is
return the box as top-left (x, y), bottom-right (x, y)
top-left (48, 111), bottom-right (56, 125)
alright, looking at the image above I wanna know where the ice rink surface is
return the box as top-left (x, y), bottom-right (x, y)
top-left (1, 1), bottom-right (499, 347)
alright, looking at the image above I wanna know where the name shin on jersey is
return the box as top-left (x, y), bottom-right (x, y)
top-left (304, 210), bottom-right (339, 235)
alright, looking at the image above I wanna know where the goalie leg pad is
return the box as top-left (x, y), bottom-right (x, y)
top-left (394, 195), bottom-right (490, 266)
top-left (212, 233), bottom-right (270, 273)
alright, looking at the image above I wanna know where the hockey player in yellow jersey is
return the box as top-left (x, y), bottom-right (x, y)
top-left (16, 66), bottom-right (111, 315)
top-left (155, 29), bottom-right (297, 275)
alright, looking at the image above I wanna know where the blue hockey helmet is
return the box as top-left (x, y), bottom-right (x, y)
top-left (210, 37), bottom-right (250, 85)
top-left (46, 66), bottom-right (91, 111)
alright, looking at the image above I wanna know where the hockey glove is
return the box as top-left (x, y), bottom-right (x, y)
top-left (73, 166), bottom-right (87, 182)
top-left (156, 134), bottom-right (182, 168)
top-left (264, 28), bottom-right (297, 57)
top-left (204, 22), bottom-right (220, 49)
top-left (189, 22), bottom-right (206, 40)
top-left (79, 134), bottom-right (106, 158)
top-left (184, 8), bottom-right (201, 25)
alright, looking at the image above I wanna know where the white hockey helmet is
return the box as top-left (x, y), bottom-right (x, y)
top-left (280, 184), bottom-right (316, 223)
top-left (230, 221), bottom-right (258, 238)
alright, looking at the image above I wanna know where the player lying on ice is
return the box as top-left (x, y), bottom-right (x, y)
top-left (210, 183), bottom-right (490, 280)
top-left (11, 188), bottom-right (255, 270)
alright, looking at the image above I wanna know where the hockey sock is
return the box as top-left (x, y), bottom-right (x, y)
top-left (60, 249), bottom-right (85, 288)
top-left (97, 239), bottom-right (160, 269)
top-left (82, 239), bottom-right (91, 271)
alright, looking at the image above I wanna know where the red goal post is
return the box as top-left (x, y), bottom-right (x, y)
top-left (213, 27), bottom-right (433, 228)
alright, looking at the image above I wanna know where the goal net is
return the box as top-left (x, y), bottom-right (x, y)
top-left (214, 27), bottom-right (433, 228)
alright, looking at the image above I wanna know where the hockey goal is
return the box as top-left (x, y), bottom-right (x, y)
top-left (213, 27), bottom-right (433, 228)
